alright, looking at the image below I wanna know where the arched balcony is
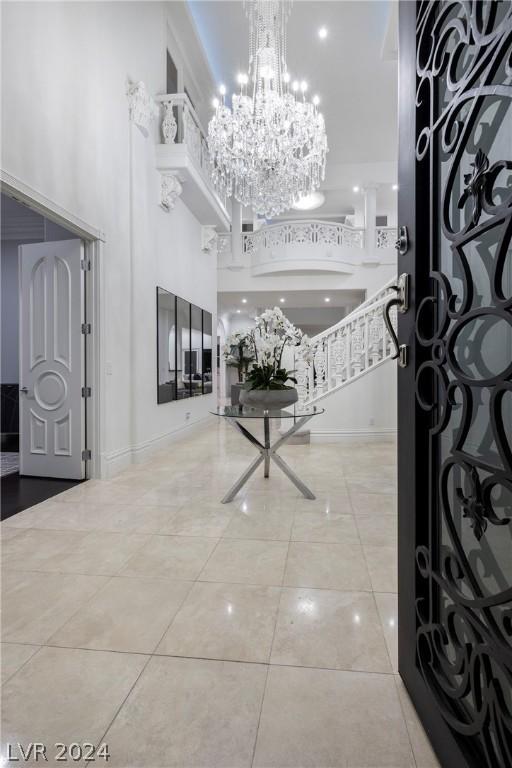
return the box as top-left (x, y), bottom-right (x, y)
top-left (218, 220), bottom-right (397, 275)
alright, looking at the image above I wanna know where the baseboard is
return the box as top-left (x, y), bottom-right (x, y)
top-left (99, 446), bottom-right (132, 479)
top-left (131, 415), bottom-right (215, 464)
top-left (100, 415), bottom-right (215, 478)
top-left (310, 428), bottom-right (397, 444)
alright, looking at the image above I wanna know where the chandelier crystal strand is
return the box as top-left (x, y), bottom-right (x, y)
top-left (208, 0), bottom-right (328, 218)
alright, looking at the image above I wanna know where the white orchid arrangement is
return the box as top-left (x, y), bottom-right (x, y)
top-left (245, 307), bottom-right (311, 391)
top-left (223, 329), bottom-right (255, 382)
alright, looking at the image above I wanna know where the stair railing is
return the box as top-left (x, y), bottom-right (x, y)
top-left (296, 277), bottom-right (397, 405)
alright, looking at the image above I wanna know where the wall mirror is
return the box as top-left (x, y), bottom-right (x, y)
top-left (156, 287), bottom-right (176, 404)
top-left (203, 311), bottom-right (213, 394)
top-left (156, 287), bottom-right (213, 403)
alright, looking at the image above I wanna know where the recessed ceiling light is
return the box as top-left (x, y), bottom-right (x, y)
top-left (241, 298), bottom-right (247, 303)
top-left (324, 297), bottom-right (331, 303)
top-left (352, 186), bottom-right (360, 193)
top-left (392, 183), bottom-right (399, 191)
top-left (280, 297), bottom-right (285, 303)
top-left (318, 26), bottom-right (328, 39)
top-left (292, 191), bottom-right (325, 211)
top-left (236, 309), bottom-right (241, 314)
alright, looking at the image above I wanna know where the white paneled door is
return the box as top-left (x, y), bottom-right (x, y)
top-left (19, 240), bottom-right (85, 479)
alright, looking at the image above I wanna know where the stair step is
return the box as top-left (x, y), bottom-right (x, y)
top-left (286, 429), bottom-right (310, 445)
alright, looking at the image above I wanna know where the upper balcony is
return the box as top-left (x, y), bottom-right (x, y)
top-left (218, 220), bottom-right (397, 275)
top-left (155, 93), bottom-right (231, 231)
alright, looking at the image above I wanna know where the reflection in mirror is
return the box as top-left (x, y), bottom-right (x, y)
top-left (156, 287), bottom-right (176, 404)
top-left (203, 311), bottom-right (213, 394)
top-left (190, 305), bottom-right (203, 397)
top-left (176, 297), bottom-right (191, 399)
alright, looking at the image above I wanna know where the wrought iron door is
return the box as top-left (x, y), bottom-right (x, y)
top-left (397, 2), bottom-right (512, 767)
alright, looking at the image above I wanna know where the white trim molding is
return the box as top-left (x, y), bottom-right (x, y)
top-left (0, 169), bottom-right (105, 242)
top-left (310, 429), bottom-right (397, 444)
top-left (100, 414), bottom-right (215, 478)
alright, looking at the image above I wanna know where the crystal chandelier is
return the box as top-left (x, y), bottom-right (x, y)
top-left (207, 0), bottom-right (328, 218)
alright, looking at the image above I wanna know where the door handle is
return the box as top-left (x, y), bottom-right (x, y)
top-left (383, 273), bottom-right (409, 368)
top-left (395, 226), bottom-right (409, 256)
top-left (19, 386), bottom-right (28, 394)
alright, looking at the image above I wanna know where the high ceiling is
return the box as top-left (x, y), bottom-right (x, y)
top-left (218, 288), bottom-right (365, 314)
top-left (188, 0), bottom-right (398, 167)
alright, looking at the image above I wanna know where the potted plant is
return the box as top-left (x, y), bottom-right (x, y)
top-left (223, 330), bottom-right (255, 404)
top-left (239, 307), bottom-right (310, 409)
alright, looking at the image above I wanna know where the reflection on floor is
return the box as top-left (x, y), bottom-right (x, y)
top-left (0, 452), bottom-right (19, 478)
top-left (1, 473), bottom-right (82, 521)
top-left (0, 421), bottom-right (439, 768)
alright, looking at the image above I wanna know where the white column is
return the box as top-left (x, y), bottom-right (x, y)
top-left (352, 200), bottom-right (365, 227)
top-left (363, 186), bottom-right (378, 261)
top-left (231, 200), bottom-right (243, 266)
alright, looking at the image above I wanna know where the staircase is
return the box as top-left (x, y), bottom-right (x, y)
top-left (295, 277), bottom-right (397, 407)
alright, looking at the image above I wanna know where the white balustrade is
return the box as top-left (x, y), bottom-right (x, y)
top-left (243, 220), bottom-right (364, 259)
top-left (376, 226), bottom-right (397, 249)
top-left (295, 277), bottom-right (397, 406)
top-left (156, 93), bottom-right (227, 210)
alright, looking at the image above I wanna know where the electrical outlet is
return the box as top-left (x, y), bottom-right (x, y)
top-left (185, 412), bottom-right (191, 421)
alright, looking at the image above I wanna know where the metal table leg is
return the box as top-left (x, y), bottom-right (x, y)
top-left (221, 413), bottom-right (316, 502)
top-left (264, 416), bottom-right (270, 478)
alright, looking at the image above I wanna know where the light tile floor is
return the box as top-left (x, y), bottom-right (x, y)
top-left (1, 421), bottom-right (439, 767)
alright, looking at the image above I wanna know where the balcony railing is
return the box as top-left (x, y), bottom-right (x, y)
top-left (157, 93), bottom-right (209, 172)
top-left (243, 220), bottom-right (364, 254)
top-left (376, 226), bottom-right (397, 249)
top-left (155, 93), bottom-right (230, 228)
top-left (238, 220), bottom-right (366, 274)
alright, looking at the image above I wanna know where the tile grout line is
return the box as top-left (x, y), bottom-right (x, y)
top-left (3, 641), bottom-right (402, 678)
top-left (393, 674), bottom-right (420, 768)
top-left (2, 566), bottom-right (382, 593)
top-left (0, 643), bottom-right (44, 687)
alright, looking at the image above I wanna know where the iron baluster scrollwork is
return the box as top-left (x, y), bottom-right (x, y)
top-left (458, 149), bottom-right (512, 231)
top-left (456, 463), bottom-right (511, 542)
top-left (412, 2), bottom-right (512, 765)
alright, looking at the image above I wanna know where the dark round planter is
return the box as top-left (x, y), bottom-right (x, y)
top-left (239, 388), bottom-right (298, 409)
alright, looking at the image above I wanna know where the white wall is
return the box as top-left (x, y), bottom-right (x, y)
top-left (1, 2), bottom-right (217, 475)
top-left (310, 359), bottom-right (397, 439)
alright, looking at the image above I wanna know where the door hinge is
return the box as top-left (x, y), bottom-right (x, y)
top-left (81, 386), bottom-right (92, 398)
top-left (81, 323), bottom-right (91, 335)
top-left (80, 259), bottom-right (91, 271)
top-left (82, 449), bottom-right (92, 461)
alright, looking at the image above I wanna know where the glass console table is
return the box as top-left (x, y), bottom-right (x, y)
top-left (211, 405), bottom-right (325, 503)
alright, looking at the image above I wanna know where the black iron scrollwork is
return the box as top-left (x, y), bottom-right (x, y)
top-left (457, 149), bottom-right (490, 229)
top-left (456, 464), bottom-right (510, 541)
top-left (458, 149), bottom-right (512, 231)
top-left (413, 2), bottom-right (512, 765)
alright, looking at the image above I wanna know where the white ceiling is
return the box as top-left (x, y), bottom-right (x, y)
top-left (188, 0), bottom-right (398, 167)
top-left (218, 288), bottom-right (365, 316)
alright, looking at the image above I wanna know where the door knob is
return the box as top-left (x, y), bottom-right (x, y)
top-left (383, 273), bottom-right (409, 368)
